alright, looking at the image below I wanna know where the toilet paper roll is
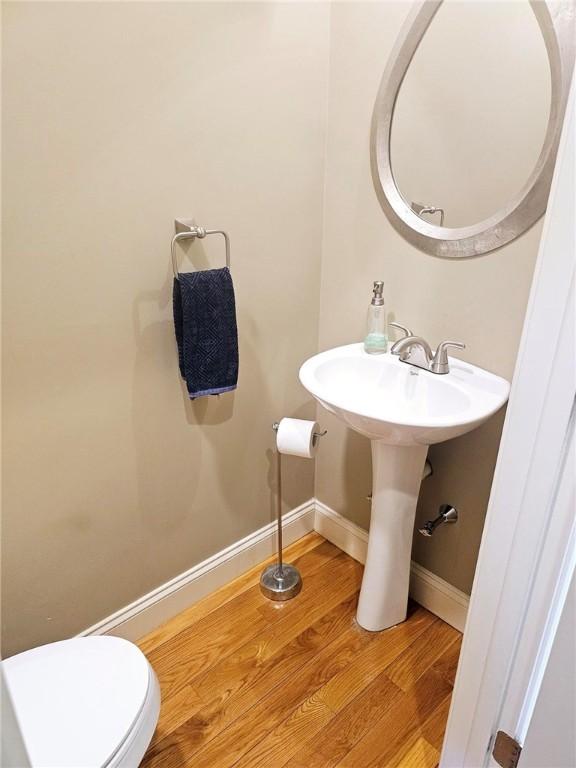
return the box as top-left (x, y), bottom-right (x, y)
top-left (276, 418), bottom-right (319, 459)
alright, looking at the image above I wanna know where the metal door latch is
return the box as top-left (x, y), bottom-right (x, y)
top-left (493, 730), bottom-right (522, 768)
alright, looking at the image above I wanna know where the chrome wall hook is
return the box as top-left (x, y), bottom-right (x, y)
top-left (411, 201), bottom-right (445, 227)
top-left (171, 218), bottom-right (231, 279)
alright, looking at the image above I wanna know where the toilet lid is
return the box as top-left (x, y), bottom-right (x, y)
top-left (2, 636), bottom-right (152, 767)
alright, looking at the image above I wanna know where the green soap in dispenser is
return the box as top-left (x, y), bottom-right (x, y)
top-left (364, 280), bottom-right (388, 354)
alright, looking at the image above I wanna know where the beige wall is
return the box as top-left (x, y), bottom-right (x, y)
top-left (2, 0), bottom-right (549, 656)
top-left (2, 1), bottom-right (329, 656)
top-left (315, 2), bottom-right (544, 594)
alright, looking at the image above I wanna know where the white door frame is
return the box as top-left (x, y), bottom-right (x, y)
top-left (440, 75), bottom-right (575, 767)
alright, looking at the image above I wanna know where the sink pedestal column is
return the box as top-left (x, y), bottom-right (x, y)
top-left (356, 440), bottom-right (428, 632)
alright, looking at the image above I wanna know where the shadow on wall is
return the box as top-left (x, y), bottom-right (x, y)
top-left (128, 234), bottom-right (313, 584)
top-left (413, 407), bottom-right (507, 594)
top-left (314, 411), bottom-right (374, 532)
top-left (128, 240), bottom-right (261, 576)
top-left (129, 253), bottom-right (202, 569)
top-left (341, 428), bottom-right (373, 530)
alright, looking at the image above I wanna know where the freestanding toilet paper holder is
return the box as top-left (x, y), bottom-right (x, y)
top-left (260, 422), bottom-right (327, 601)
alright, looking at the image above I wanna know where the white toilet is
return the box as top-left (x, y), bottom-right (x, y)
top-left (2, 636), bottom-right (160, 767)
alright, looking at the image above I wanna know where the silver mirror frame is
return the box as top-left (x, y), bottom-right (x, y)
top-left (371, 0), bottom-right (575, 258)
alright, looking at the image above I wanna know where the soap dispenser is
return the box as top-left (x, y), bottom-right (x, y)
top-left (364, 280), bottom-right (388, 354)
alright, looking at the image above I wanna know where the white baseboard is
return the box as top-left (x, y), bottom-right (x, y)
top-left (314, 500), bottom-right (369, 562)
top-left (314, 501), bottom-right (469, 632)
top-left (408, 561), bottom-right (470, 633)
top-left (79, 499), bottom-right (316, 642)
top-left (80, 496), bottom-right (468, 642)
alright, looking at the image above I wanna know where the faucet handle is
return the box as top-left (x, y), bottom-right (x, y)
top-left (389, 322), bottom-right (414, 339)
top-left (431, 341), bottom-right (466, 374)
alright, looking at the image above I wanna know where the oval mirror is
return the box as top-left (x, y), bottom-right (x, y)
top-left (371, 0), bottom-right (575, 257)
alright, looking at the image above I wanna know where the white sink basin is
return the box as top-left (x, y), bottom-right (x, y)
top-left (299, 343), bottom-right (510, 446)
top-left (299, 343), bottom-right (510, 632)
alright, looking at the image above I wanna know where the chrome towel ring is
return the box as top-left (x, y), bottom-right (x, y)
top-left (171, 218), bottom-right (231, 279)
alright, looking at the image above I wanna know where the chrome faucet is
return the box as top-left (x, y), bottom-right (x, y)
top-left (389, 322), bottom-right (465, 375)
top-left (391, 335), bottom-right (434, 370)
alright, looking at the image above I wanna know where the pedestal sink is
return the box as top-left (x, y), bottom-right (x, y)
top-left (299, 343), bottom-right (510, 631)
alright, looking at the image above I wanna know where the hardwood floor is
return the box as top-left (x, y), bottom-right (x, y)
top-left (139, 533), bottom-right (462, 768)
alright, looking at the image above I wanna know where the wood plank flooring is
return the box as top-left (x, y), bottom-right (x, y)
top-left (139, 533), bottom-right (462, 768)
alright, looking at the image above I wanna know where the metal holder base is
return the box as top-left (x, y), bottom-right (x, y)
top-left (260, 563), bottom-right (302, 601)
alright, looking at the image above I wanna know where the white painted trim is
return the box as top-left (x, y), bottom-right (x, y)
top-left (78, 496), bottom-right (469, 644)
top-left (514, 424), bottom-right (576, 744)
top-left (408, 562), bottom-right (470, 635)
top-left (79, 500), bottom-right (316, 642)
top-left (313, 501), bottom-right (469, 632)
top-left (441, 76), bottom-right (576, 768)
top-left (313, 500), bottom-right (369, 563)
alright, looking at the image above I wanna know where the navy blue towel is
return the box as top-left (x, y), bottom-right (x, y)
top-left (173, 267), bottom-right (239, 399)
